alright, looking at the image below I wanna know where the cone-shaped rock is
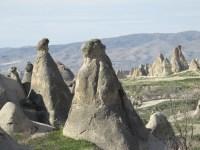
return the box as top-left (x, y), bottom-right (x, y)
top-left (0, 102), bottom-right (54, 136)
top-left (189, 59), bottom-right (200, 71)
top-left (146, 112), bottom-right (175, 143)
top-left (56, 61), bottom-right (74, 85)
top-left (22, 62), bottom-right (33, 95)
top-left (7, 67), bottom-right (22, 84)
top-left (30, 38), bottom-right (72, 127)
top-left (0, 74), bottom-right (25, 108)
top-left (171, 45), bottom-right (189, 72)
top-left (63, 39), bottom-right (149, 150)
top-left (149, 54), bottom-right (172, 77)
top-left (0, 127), bottom-right (26, 150)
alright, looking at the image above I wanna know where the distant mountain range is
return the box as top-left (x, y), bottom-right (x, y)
top-left (1, 31), bottom-right (200, 74)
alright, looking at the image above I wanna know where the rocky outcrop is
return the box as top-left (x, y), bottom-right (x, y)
top-left (30, 38), bottom-right (72, 127)
top-left (149, 54), bottom-right (172, 77)
top-left (192, 100), bottom-right (200, 119)
top-left (146, 112), bottom-right (176, 147)
top-left (0, 102), bottom-right (54, 136)
top-left (56, 61), bottom-right (74, 85)
top-left (22, 62), bottom-right (33, 95)
top-left (132, 64), bottom-right (148, 78)
top-left (0, 74), bottom-right (25, 108)
top-left (171, 45), bottom-right (189, 72)
top-left (189, 59), bottom-right (200, 71)
top-left (0, 127), bottom-right (26, 150)
top-left (63, 39), bottom-right (166, 150)
top-left (7, 67), bottom-right (22, 84)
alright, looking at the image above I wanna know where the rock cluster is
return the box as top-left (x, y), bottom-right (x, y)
top-left (171, 45), bottom-right (189, 73)
top-left (149, 54), bottom-right (172, 77)
top-left (30, 38), bottom-right (72, 127)
top-left (0, 102), bottom-right (54, 136)
top-left (189, 59), bottom-right (200, 71)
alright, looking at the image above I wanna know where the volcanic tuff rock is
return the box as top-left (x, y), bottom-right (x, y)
top-left (146, 112), bottom-right (180, 149)
top-left (63, 39), bottom-right (166, 150)
top-left (0, 74), bottom-right (25, 108)
top-left (0, 127), bottom-right (26, 150)
top-left (22, 62), bottom-right (33, 95)
top-left (170, 45), bottom-right (189, 72)
top-left (56, 61), bottom-right (74, 86)
top-left (7, 67), bottom-right (22, 84)
top-left (149, 54), bottom-right (172, 77)
top-left (189, 59), bottom-right (200, 71)
top-left (146, 112), bottom-right (175, 144)
top-left (132, 64), bottom-right (147, 78)
top-left (30, 38), bottom-right (72, 127)
top-left (192, 100), bottom-right (200, 119)
top-left (0, 102), bottom-right (54, 136)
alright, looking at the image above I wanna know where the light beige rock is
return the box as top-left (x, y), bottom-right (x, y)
top-left (189, 59), bottom-right (200, 71)
top-left (171, 45), bottom-right (189, 73)
top-left (0, 74), bottom-right (25, 108)
top-left (0, 102), bottom-right (54, 136)
top-left (149, 54), bottom-right (172, 77)
top-left (146, 112), bottom-right (175, 144)
top-left (0, 127), bottom-right (27, 150)
top-left (63, 39), bottom-right (166, 150)
top-left (192, 100), bottom-right (200, 119)
top-left (30, 38), bottom-right (72, 127)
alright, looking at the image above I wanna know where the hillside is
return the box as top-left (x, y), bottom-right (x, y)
top-left (1, 31), bottom-right (200, 73)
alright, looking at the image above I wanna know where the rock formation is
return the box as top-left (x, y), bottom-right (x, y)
top-left (132, 64), bottom-right (147, 78)
top-left (171, 45), bottom-right (189, 72)
top-left (0, 74), bottom-right (25, 108)
top-left (30, 38), bottom-right (72, 127)
top-left (56, 61), bottom-right (74, 85)
top-left (149, 54), bottom-right (172, 77)
top-left (147, 112), bottom-right (181, 149)
top-left (0, 102), bottom-right (54, 136)
top-left (146, 112), bottom-right (175, 144)
top-left (0, 127), bottom-right (26, 150)
top-left (189, 59), bottom-right (200, 71)
top-left (192, 100), bottom-right (200, 119)
top-left (22, 62), bottom-right (33, 95)
top-left (7, 67), bottom-right (22, 84)
top-left (63, 39), bottom-right (166, 150)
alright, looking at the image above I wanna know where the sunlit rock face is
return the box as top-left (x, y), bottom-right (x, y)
top-left (63, 39), bottom-right (152, 150)
top-left (30, 38), bottom-right (72, 127)
top-left (171, 45), bottom-right (189, 73)
top-left (189, 59), bottom-right (200, 71)
top-left (149, 53), bottom-right (172, 77)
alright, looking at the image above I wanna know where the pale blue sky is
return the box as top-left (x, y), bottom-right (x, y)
top-left (1, 0), bottom-right (200, 47)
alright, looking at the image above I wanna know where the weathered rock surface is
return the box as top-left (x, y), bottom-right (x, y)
top-left (189, 59), bottom-right (200, 71)
top-left (192, 100), bottom-right (200, 119)
top-left (149, 54), bottom-right (172, 77)
top-left (171, 45), bottom-right (189, 72)
top-left (0, 74), bottom-right (25, 108)
top-left (146, 112), bottom-right (175, 145)
top-left (56, 61), bottom-right (74, 85)
top-left (30, 38), bottom-right (72, 127)
top-left (132, 64), bottom-right (148, 78)
top-left (0, 102), bottom-right (54, 136)
top-left (7, 67), bottom-right (22, 84)
top-left (63, 39), bottom-right (166, 150)
top-left (0, 127), bottom-right (26, 150)
top-left (22, 62), bottom-right (33, 95)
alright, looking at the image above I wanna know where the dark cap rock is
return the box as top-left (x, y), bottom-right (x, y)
top-left (37, 38), bottom-right (49, 51)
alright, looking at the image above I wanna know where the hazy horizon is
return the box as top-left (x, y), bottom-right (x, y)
top-left (1, 0), bottom-right (200, 47)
